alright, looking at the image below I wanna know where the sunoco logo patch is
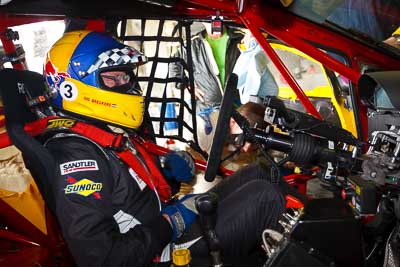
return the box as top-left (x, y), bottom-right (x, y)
top-left (65, 177), bottom-right (102, 199)
top-left (47, 118), bottom-right (76, 129)
top-left (60, 160), bottom-right (99, 175)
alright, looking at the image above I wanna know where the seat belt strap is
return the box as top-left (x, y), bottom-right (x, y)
top-left (25, 116), bottom-right (172, 202)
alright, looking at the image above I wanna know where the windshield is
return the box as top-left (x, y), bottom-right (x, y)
top-left (288, 0), bottom-right (400, 51)
top-left (266, 42), bottom-right (357, 136)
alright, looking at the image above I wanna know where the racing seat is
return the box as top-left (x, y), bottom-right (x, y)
top-left (0, 69), bottom-right (73, 266)
top-left (0, 69), bottom-right (56, 213)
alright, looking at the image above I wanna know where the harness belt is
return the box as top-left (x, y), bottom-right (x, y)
top-left (9, 116), bottom-right (306, 209)
top-left (26, 116), bottom-right (171, 202)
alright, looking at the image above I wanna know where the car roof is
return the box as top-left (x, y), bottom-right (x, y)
top-left (0, 0), bottom-right (240, 18)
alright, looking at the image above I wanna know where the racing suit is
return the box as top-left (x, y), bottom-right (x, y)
top-left (42, 121), bottom-right (286, 266)
top-left (176, 162), bottom-right (287, 258)
top-left (44, 133), bottom-right (172, 266)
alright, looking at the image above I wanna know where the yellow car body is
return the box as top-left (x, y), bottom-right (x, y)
top-left (270, 43), bottom-right (358, 137)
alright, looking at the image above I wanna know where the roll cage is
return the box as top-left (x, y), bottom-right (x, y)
top-left (0, 1), bottom-right (399, 266)
top-left (1, 0), bottom-right (399, 141)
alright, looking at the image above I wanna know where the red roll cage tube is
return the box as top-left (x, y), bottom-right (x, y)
top-left (0, 3), bottom-right (399, 265)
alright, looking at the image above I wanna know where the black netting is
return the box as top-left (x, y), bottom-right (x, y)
top-left (118, 19), bottom-right (205, 157)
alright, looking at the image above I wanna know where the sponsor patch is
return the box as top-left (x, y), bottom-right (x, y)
top-left (113, 209), bottom-right (141, 233)
top-left (64, 177), bottom-right (102, 199)
top-left (159, 243), bottom-right (171, 262)
top-left (128, 168), bottom-right (147, 190)
top-left (44, 60), bottom-right (71, 89)
top-left (47, 118), bottom-right (76, 129)
top-left (60, 160), bottom-right (98, 175)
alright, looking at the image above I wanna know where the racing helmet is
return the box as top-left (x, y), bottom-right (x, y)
top-left (44, 30), bottom-right (147, 129)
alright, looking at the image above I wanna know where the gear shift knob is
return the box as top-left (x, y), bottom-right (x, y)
top-left (195, 192), bottom-right (218, 231)
top-left (195, 192), bottom-right (223, 266)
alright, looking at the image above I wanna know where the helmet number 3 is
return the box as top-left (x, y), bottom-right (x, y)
top-left (60, 81), bottom-right (78, 101)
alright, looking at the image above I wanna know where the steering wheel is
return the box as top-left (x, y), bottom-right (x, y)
top-left (204, 74), bottom-right (238, 182)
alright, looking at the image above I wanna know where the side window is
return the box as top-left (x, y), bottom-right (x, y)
top-left (268, 43), bottom-right (330, 94)
top-left (264, 43), bottom-right (357, 136)
top-left (9, 20), bottom-right (65, 73)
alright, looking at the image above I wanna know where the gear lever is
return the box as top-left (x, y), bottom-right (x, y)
top-left (195, 192), bottom-right (224, 267)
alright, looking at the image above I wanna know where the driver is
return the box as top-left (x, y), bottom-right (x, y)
top-left (42, 30), bottom-right (286, 266)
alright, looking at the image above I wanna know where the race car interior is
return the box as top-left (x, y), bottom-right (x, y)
top-left (0, 0), bottom-right (400, 267)
top-left (205, 72), bottom-right (400, 266)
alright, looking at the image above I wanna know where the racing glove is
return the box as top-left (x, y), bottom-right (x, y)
top-left (161, 194), bottom-right (199, 241)
top-left (161, 151), bottom-right (195, 182)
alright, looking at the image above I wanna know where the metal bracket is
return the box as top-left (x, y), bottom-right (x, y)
top-left (5, 28), bottom-right (19, 41)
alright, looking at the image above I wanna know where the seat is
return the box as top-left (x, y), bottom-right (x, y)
top-left (0, 68), bottom-right (76, 266)
top-left (0, 68), bottom-right (56, 213)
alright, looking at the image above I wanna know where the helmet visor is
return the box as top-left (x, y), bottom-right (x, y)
top-left (98, 69), bottom-right (142, 95)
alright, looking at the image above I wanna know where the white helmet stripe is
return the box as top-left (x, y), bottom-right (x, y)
top-left (87, 47), bottom-right (147, 74)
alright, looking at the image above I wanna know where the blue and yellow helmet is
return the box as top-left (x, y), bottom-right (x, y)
top-left (44, 30), bottom-right (147, 129)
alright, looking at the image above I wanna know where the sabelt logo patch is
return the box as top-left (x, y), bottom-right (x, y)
top-left (60, 160), bottom-right (99, 175)
top-left (65, 177), bottom-right (102, 199)
top-left (47, 118), bottom-right (76, 129)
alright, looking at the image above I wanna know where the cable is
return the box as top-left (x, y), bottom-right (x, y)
top-left (261, 229), bottom-right (284, 258)
top-left (258, 144), bottom-right (281, 183)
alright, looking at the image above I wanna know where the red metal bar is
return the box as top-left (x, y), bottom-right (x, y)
top-left (0, 14), bottom-right (63, 28)
top-left (355, 96), bottom-right (369, 143)
top-left (145, 141), bottom-right (306, 208)
top-left (239, 4), bottom-right (400, 139)
top-left (86, 19), bottom-right (106, 32)
top-left (0, 29), bottom-right (26, 70)
top-left (243, 19), bottom-right (322, 119)
top-left (280, 13), bottom-right (398, 72)
top-left (0, 14), bottom-right (63, 70)
top-left (242, 5), bottom-right (400, 81)
top-left (144, 140), bottom-right (310, 210)
top-left (284, 173), bottom-right (313, 195)
top-left (240, 9), bottom-right (359, 82)
top-left (172, 0), bottom-right (239, 19)
top-left (175, 0), bottom-right (237, 13)
top-left (0, 229), bottom-right (40, 247)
